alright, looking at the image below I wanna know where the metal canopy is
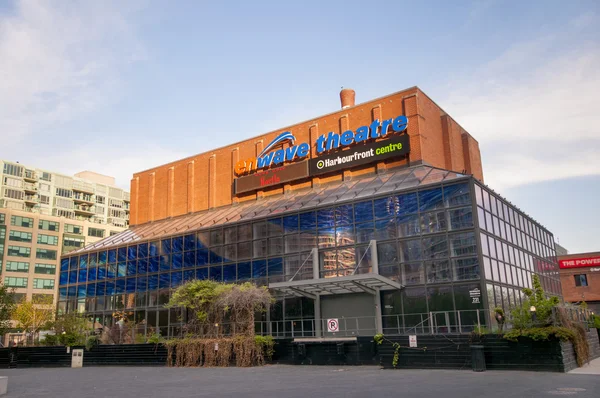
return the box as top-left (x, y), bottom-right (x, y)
top-left (268, 273), bottom-right (403, 298)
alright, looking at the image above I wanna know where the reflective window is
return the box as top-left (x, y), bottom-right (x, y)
top-left (449, 207), bottom-right (473, 230)
top-left (419, 188), bottom-right (443, 211)
top-left (426, 260), bottom-right (452, 283)
top-left (354, 201), bottom-right (373, 222)
top-left (422, 236), bottom-right (447, 259)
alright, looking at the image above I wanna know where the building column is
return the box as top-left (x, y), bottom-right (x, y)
top-left (370, 239), bottom-right (383, 334)
top-left (311, 247), bottom-right (321, 337)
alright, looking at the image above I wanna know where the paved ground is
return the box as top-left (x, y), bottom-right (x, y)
top-left (569, 357), bottom-right (600, 375)
top-left (1, 366), bottom-right (599, 398)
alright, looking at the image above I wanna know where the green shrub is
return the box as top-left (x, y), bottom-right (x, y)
top-left (147, 333), bottom-right (164, 344)
top-left (503, 326), bottom-right (575, 342)
top-left (254, 335), bottom-right (275, 361)
top-left (589, 314), bottom-right (600, 329)
top-left (41, 334), bottom-right (59, 346)
top-left (85, 335), bottom-right (98, 351)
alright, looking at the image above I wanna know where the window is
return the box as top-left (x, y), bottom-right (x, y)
top-left (5, 277), bottom-right (28, 287)
top-left (3, 163), bottom-right (23, 177)
top-left (35, 263), bottom-right (56, 275)
top-left (3, 176), bottom-right (22, 188)
top-left (33, 278), bottom-right (55, 290)
top-left (11, 216), bottom-right (33, 228)
top-left (39, 220), bottom-right (59, 231)
top-left (39, 183), bottom-right (51, 193)
top-left (63, 236), bottom-right (85, 248)
top-left (96, 196), bottom-right (106, 205)
top-left (9, 230), bottom-right (32, 242)
top-left (88, 228), bottom-right (105, 238)
top-left (109, 198), bottom-right (124, 208)
top-left (8, 245), bottom-right (30, 257)
top-left (56, 188), bottom-right (73, 198)
top-left (40, 172), bottom-right (52, 182)
top-left (54, 209), bottom-right (74, 219)
top-left (36, 248), bottom-right (57, 260)
top-left (65, 224), bottom-right (83, 235)
top-left (37, 234), bottom-right (59, 246)
top-left (33, 293), bottom-right (53, 302)
top-left (3, 188), bottom-right (24, 200)
top-left (39, 195), bottom-right (50, 205)
top-left (574, 274), bottom-right (588, 287)
top-left (110, 231), bottom-right (120, 236)
top-left (0, 213), bottom-right (5, 224)
top-left (5, 261), bottom-right (29, 272)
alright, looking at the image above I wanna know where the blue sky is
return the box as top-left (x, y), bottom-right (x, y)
top-left (1, 0), bottom-right (599, 253)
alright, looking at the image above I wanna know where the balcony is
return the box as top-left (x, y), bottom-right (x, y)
top-left (23, 182), bottom-right (38, 193)
top-left (24, 170), bottom-right (38, 181)
top-left (24, 194), bottom-right (38, 204)
top-left (72, 181), bottom-right (95, 194)
top-left (73, 204), bottom-right (95, 216)
top-left (73, 193), bottom-right (94, 204)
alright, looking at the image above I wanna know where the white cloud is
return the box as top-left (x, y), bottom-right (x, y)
top-left (35, 142), bottom-right (188, 190)
top-left (0, 0), bottom-right (144, 143)
top-left (441, 16), bottom-right (600, 192)
top-left (0, 0), bottom-right (153, 189)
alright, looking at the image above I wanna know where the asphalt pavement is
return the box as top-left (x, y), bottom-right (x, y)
top-left (2, 365), bottom-right (599, 398)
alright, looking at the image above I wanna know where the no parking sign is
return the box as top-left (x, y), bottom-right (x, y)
top-left (327, 318), bottom-right (339, 332)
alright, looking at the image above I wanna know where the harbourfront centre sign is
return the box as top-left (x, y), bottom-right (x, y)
top-left (234, 115), bottom-right (409, 176)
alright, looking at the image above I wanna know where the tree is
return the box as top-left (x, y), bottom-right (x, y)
top-left (12, 294), bottom-right (55, 344)
top-left (0, 284), bottom-right (16, 337)
top-left (510, 274), bottom-right (559, 330)
top-left (167, 280), bottom-right (272, 337)
top-left (51, 312), bottom-right (91, 346)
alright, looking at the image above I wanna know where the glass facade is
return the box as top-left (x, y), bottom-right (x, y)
top-left (59, 166), bottom-right (562, 338)
top-left (474, 182), bottom-right (561, 318)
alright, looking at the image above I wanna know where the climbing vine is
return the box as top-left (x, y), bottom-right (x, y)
top-left (164, 280), bottom-right (275, 367)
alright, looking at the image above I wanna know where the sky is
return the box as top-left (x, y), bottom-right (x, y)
top-left (0, 0), bottom-right (598, 253)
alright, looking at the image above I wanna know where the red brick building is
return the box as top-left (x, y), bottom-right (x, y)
top-left (129, 87), bottom-right (483, 226)
top-left (559, 252), bottom-right (600, 313)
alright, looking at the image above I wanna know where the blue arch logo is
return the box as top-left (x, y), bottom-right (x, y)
top-left (259, 131), bottom-right (297, 157)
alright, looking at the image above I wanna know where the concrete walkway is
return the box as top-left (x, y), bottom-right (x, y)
top-left (569, 357), bottom-right (600, 375)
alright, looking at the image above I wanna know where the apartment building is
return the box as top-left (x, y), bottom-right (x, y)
top-left (0, 208), bottom-right (127, 306)
top-left (0, 161), bottom-right (130, 228)
top-left (0, 161), bottom-right (129, 310)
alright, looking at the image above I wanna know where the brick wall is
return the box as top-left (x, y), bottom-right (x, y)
top-left (130, 87), bottom-right (484, 225)
top-left (558, 252), bottom-right (600, 304)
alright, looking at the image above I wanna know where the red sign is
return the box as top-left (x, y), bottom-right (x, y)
top-left (559, 256), bottom-right (600, 269)
top-left (234, 160), bottom-right (309, 194)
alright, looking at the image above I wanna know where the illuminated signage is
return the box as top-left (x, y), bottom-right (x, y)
top-left (309, 134), bottom-right (410, 176)
top-left (234, 161), bottom-right (309, 194)
top-left (234, 115), bottom-right (408, 176)
top-left (559, 256), bottom-right (600, 269)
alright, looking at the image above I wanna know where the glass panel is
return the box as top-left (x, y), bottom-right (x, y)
top-left (444, 183), bottom-right (470, 207)
top-left (450, 232), bottom-right (477, 257)
top-left (421, 211), bottom-right (447, 234)
top-left (403, 262), bottom-right (424, 285)
top-left (397, 214), bottom-right (420, 238)
top-left (317, 208), bottom-right (335, 229)
top-left (453, 257), bottom-right (480, 281)
top-left (354, 201), bottom-right (373, 222)
top-left (374, 218), bottom-right (396, 241)
top-left (419, 187), bottom-right (444, 211)
top-left (426, 259), bottom-right (452, 283)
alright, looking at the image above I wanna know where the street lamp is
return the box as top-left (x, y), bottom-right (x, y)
top-left (530, 306), bottom-right (537, 323)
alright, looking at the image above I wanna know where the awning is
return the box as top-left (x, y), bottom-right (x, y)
top-left (268, 273), bottom-right (403, 298)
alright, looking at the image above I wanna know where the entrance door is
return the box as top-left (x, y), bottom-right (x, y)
top-left (320, 293), bottom-right (376, 336)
